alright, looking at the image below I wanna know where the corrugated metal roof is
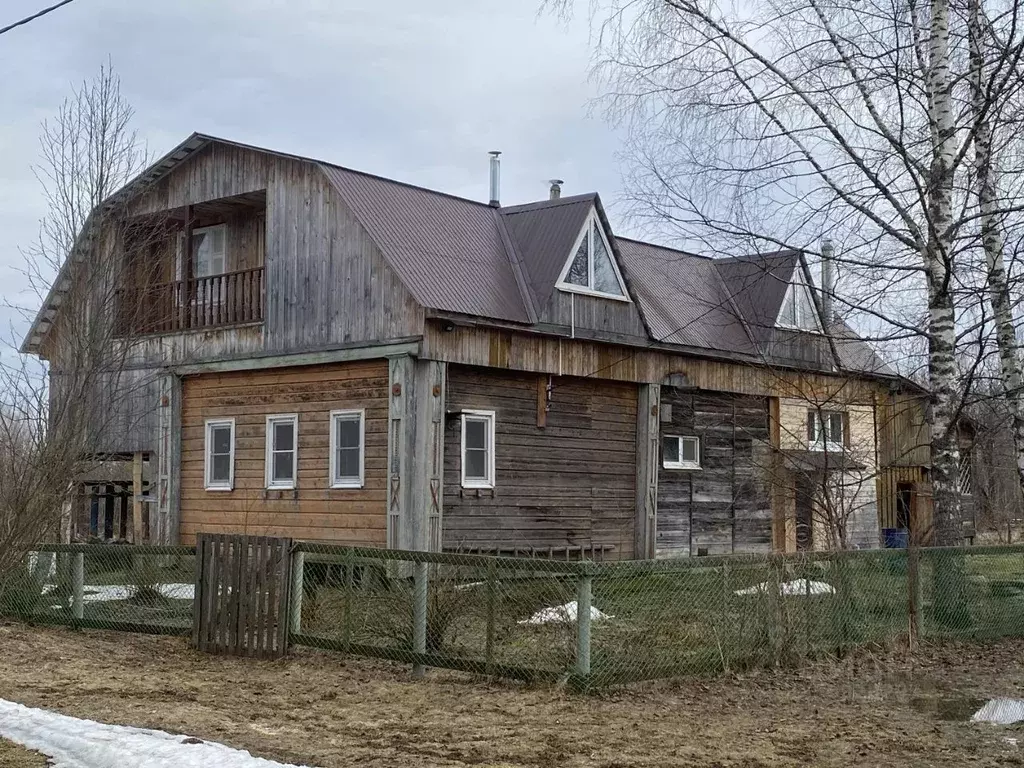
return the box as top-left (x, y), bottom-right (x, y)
top-left (715, 251), bottom-right (798, 342)
top-left (320, 164), bottom-right (532, 324)
top-left (616, 239), bottom-right (757, 354)
top-left (501, 195), bottom-right (594, 309)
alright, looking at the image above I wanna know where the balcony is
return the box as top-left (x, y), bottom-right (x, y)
top-left (117, 266), bottom-right (264, 336)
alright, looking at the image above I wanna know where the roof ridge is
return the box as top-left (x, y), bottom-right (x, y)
top-left (500, 193), bottom-right (597, 215)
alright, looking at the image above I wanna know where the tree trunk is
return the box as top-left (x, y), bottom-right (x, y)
top-left (969, 0), bottom-right (1024, 505)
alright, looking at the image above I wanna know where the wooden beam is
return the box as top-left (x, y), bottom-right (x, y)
top-left (132, 451), bottom-right (144, 544)
top-left (536, 376), bottom-right (548, 428)
top-left (172, 339), bottom-right (421, 376)
top-left (635, 384), bottom-right (660, 559)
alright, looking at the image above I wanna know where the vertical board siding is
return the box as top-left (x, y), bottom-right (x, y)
top-left (179, 360), bottom-right (389, 544)
top-left (656, 390), bottom-right (773, 557)
top-left (443, 365), bottom-right (638, 560)
top-left (540, 290), bottom-right (649, 340)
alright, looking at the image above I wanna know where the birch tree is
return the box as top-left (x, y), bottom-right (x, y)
top-left (555, 0), bottom-right (1024, 552)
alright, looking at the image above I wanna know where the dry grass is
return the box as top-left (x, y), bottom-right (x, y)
top-left (1, 621), bottom-right (1023, 766)
top-left (0, 740), bottom-right (45, 768)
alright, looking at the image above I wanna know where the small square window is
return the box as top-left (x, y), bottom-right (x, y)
top-left (461, 410), bottom-right (495, 489)
top-left (265, 414), bottom-right (298, 489)
top-left (205, 419), bottom-right (235, 490)
top-left (330, 409), bottom-right (365, 488)
top-left (663, 435), bottom-right (700, 470)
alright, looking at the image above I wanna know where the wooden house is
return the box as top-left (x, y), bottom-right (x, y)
top-left (22, 134), bottom-right (946, 557)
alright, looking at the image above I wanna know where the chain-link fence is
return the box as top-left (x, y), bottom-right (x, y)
top-left (2, 541), bottom-right (1024, 687)
top-left (0, 544), bottom-right (195, 635)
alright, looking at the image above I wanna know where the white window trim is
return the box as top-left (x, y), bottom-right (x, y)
top-left (777, 280), bottom-right (822, 333)
top-left (461, 409), bottom-right (496, 489)
top-left (555, 209), bottom-right (631, 302)
top-left (265, 413), bottom-right (298, 490)
top-left (204, 418), bottom-right (235, 491)
top-left (808, 411), bottom-right (844, 452)
top-left (663, 435), bottom-right (701, 470)
top-left (329, 408), bottom-right (365, 489)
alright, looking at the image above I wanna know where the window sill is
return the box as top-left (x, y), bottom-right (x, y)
top-left (664, 462), bottom-right (701, 471)
top-left (331, 481), bottom-right (364, 490)
top-left (266, 484), bottom-right (296, 491)
top-left (204, 485), bottom-right (234, 492)
top-left (462, 481), bottom-right (495, 490)
top-left (808, 442), bottom-right (845, 452)
top-left (555, 284), bottom-right (632, 303)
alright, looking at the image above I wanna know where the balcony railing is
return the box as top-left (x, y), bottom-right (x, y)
top-left (117, 266), bottom-right (264, 336)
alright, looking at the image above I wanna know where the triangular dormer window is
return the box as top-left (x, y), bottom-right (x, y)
top-left (778, 279), bottom-right (821, 332)
top-left (556, 211), bottom-right (629, 301)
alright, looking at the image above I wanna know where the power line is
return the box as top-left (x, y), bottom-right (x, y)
top-left (0, 0), bottom-right (78, 37)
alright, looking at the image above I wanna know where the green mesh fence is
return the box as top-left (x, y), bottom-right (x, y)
top-left (0, 544), bottom-right (195, 635)
top-left (3, 542), bottom-right (1024, 687)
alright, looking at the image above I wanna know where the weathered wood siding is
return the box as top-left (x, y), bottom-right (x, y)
top-left (179, 361), bottom-right (388, 545)
top-left (656, 390), bottom-right (772, 557)
top-left (443, 366), bottom-right (638, 559)
top-left (126, 143), bottom-right (423, 363)
top-left (538, 290), bottom-right (648, 340)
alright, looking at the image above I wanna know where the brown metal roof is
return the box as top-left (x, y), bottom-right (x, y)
top-left (320, 164), bottom-right (532, 324)
top-left (501, 194), bottom-right (595, 309)
top-left (615, 238), bottom-right (757, 355)
top-left (715, 251), bottom-right (798, 343)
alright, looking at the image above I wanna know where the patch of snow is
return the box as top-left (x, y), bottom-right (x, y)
top-left (518, 600), bottom-right (612, 625)
top-left (27, 552), bottom-right (56, 581)
top-left (972, 699), bottom-right (1024, 725)
top-left (453, 581), bottom-right (484, 591)
top-left (734, 579), bottom-right (835, 597)
top-left (0, 699), bottom-right (316, 768)
top-left (74, 583), bottom-right (194, 604)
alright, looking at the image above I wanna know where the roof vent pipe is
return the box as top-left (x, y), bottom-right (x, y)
top-left (488, 151), bottom-right (501, 207)
top-left (549, 179), bottom-right (564, 200)
top-left (820, 238), bottom-right (835, 326)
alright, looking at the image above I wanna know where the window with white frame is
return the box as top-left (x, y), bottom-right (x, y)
top-left (265, 414), bottom-right (298, 489)
top-left (555, 211), bottom-right (629, 300)
top-left (461, 410), bottom-right (495, 488)
top-left (808, 410), bottom-right (845, 450)
top-left (663, 435), bottom-right (701, 470)
top-left (204, 418), bottom-right (235, 490)
top-left (330, 409), bottom-right (365, 488)
top-left (778, 280), bottom-right (821, 332)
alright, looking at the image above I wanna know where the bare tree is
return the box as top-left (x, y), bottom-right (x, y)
top-left (0, 61), bottom-right (150, 584)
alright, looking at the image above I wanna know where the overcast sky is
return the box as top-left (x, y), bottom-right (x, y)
top-left (0, 0), bottom-right (626, 349)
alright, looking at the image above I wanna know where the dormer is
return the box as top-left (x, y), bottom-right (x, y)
top-left (776, 276), bottom-right (821, 333)
top-left (555, 209), bottom-right (630, 302)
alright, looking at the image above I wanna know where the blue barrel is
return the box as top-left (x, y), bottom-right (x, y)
top-left (883, 528), bottom-right (909, 548)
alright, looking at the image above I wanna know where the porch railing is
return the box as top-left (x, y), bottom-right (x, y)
top-left (117, 266), bottom-right (264, 335)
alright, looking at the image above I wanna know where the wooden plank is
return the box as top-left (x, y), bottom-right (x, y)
top-left (264, 538), bottom-right (280, 657)
top-left (132, 453), bottom-right (144, 543)
top-left (252, 538), bottom-right (267, 657)
top-left (234, 534), bottom-right (250, 655)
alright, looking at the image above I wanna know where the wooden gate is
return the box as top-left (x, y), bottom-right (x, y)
top-left (192, 534), bottom-right (292, 658)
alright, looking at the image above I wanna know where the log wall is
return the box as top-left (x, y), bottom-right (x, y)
top-left (442, 365), bottom-right (638, 559)
top-left (178, 360), bottom-right (389, 544)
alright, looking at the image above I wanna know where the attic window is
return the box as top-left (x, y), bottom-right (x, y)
top-left (556, 212), bottom-right (629, 301)
top-left (778, 280), bottom-right (820, 332)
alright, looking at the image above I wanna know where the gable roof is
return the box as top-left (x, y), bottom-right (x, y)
top-left (21, 132), bottom-right (896, 383)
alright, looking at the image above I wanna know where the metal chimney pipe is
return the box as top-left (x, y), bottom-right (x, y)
top-left (549, 179), bottom-right (564, 200)
top-left (820, 238), bottom-right (835, 326)
top-left (488, 151), bottom-right (501, 207)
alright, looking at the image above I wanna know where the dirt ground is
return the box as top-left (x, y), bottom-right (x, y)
top-left (0, 740), bottom-right (45, 768)
top-left (1, 623), bottom-right (1023, 767)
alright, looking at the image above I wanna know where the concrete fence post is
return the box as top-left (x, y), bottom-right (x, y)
top-left (72, 552), bottom-right (84, 621)
top-left (289, 550), bottom-right (305, 636)
top-left (412, 560), bottom-right (428, 678)
top-left (575, 570), bottom-right (593, 682)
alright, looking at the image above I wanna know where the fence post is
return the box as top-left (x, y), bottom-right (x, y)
top-left (412, 560), bottom-right (428, 679)
top-left (907, 544), bottom-right (921, 645)
top-left (484, 558), bottom-right (497, 674)
top-left (72, 552), bottom-right (84, 622)
top-left (575, 567), bottom-right (593, 683)
top-left (289, 549), bottom-right (305, 637)
top-left (343, 548), bottom-right (355, 651)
